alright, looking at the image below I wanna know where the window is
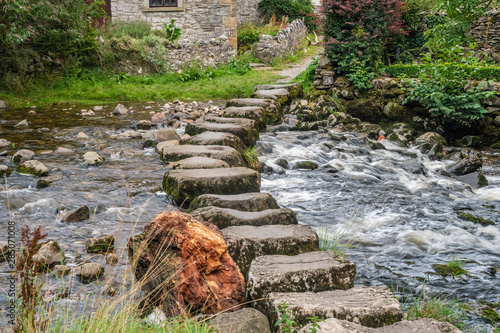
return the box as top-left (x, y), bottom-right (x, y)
top-left (150, 0), bottom-right (177, 7)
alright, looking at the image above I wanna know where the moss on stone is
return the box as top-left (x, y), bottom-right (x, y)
top-left (457, 212), bottom-right (477, 223)
top-left (478, 172), bottom-right (489, 188)
top-left (16, 163), bottom-right (48, 177)
top-left (482, 307), bottom-right (500, 323)
top-left (0, 166), bottom-right (12, 177)
top-left (431, 263), bottom-right (467, 278)
top-left (296, 161), bottom-right (319, 170)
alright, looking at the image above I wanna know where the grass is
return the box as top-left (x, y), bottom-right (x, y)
top-left (431, 256), bottom-right (468, 278)
top-left (0, 68), bottom-right (281, 108)
top-left (242, 146), bottom-right (262, 171)
top-left (270, 34), bottom-right (321, 70)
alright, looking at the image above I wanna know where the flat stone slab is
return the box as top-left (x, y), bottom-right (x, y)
top-left (263, 286), bottom-right (403, 329)
top-left (190, 206), bottom-right (297, 229)
top-left (253, 89), bottom-right (290, 103)
top-left (208, 307), bottom-right (271, 333)
top-left (185, 121), bottom-right (258, 147)
top-left (171, 157), bottom-right (229, 170)
top-left (299, 318), bottom-right (463, 333)
top-left (187, 192), bottom-right (280, 212)
top-left (223, 107), bottom-right (266, 131)
top-left (180, 131), bottom-right (245, 152)
top-left (163, 167), bottom-right (260, 205)
top-left (205, 116), bottom-right (255, 128)
top-left (221, 225), bottom-right (320, 278)
top-left (158, 145), bottom-right (244, 166)
top-left (226, 98), bottom-right (282, 124)
top-left (253, 83), bottom-right (303, 98)
top-left (248, 251), bottom-right (355, 303)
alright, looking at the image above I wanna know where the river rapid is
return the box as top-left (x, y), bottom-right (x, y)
top-left (0, 104), bottom-right (499, 331)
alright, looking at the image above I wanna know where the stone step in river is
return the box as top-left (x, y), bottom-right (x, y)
top-left (226, 98), bottom-right (282, 124)
top-left (253, 83), bottom-right (303, 99)
top-left (221, 224), bottom-right (320, 278)
top-left (263, 286), bottom-right (403, 329)
top-left (187, 192), bottom-right (280, 212)
top-left (185, 121), bottom-right (258, 147)
top-left (247, 251), bottom-right (356, 303)
top-left (190, 206), bottom-right (297, 229)
top-left (299, 318), bottom-right (463, 333)
top-left (170, 157), bottom-right (229, 170)
top-left (162, 167), bottom-right (260, 205)
top-left (158, 144), bottom-right (244, 166)
top-left (180, 131), bottom-right (245, 152)
top-left (223, 106), bottom-right (266, 131)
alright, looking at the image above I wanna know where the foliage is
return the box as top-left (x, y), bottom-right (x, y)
top-left (318, 228), bottom-right (352, 257)
top-left (424, 0), bottom-right (494, 55)
top-left (105, 21), bottom-right (152, 39)
top-left (291, 56), bottom-right (319, 91)
top-left (162, 19), bottom-right (182, 44)
top-left (258, 0), bottom-right (317, 31)
top-left (242, 146), bottom-right (261, 171)
top-left (403, 57), bottom-right (496, 125)
top-left (0, 0), bottom-right (105, 90)
top-left (322, 0), bottom-right (407, 89)
top-left (237, 19), bottom-right (285, 52)
top-left (385, 63), bottom-right (500, 81)
top-left (15, 225), bottom-right (47, 332)
top-left (275, 303), bottom-right (323, 332)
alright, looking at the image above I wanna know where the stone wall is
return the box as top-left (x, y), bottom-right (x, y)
top-left (471, 11), bottom-right (500, 53)
top-left (254, 19), bottom-right (308, 63)
top-left (111, 0), bottom-right (238, 49)
top-left (237, 0), bottom-right (261, 25)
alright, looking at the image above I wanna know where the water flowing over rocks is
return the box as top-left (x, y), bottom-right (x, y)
top-left (127, 211), bottom-right (245, 317)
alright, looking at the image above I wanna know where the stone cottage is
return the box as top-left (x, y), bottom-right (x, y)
top-left (108, 0), bottom-right (260, 49)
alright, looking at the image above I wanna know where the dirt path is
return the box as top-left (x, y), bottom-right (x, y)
top-left (273, 48), bottom-right (322, 83)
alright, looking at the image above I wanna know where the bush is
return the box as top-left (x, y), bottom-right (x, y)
top-left (384, 64), bottom-right (500, 81)
top-left (0, 0), bottom-right (105, 90)
top-left (237, 22), bottom-right (282, 52)
top-left (322, 0), bottom-right (407, 89)
top-left (258, 0), bottom-right (316, 31)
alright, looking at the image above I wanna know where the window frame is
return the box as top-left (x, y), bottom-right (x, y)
top-left (143, 0), bottom-right (184, 12)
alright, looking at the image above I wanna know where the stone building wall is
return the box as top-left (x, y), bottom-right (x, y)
top-left (237, 0), bottom-right (261, 25)
top-left (111, 0), bottom-right (238, 49)
top-left (471, 11), bottom-right (500, 53)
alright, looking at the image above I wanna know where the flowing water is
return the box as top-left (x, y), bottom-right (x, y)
top-left (0, 105), bottom-right (499, 330)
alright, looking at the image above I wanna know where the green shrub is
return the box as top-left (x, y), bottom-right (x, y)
top-left (403, 62), bottom-right (496, 125)
top-left (384, 63), bottom-right (500, 81)
top-left (291, 56), bottom-right (318, 90)
top-left (237, 23), bottom-right (280, 51)
top-left (162, 19), bottom-right (182, 44)
top-left (0, 0), bottom-right (105, 90)
top-left (258, 0), bottom-right (316, 31)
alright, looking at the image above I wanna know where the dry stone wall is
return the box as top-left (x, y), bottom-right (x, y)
top-left (471, 11), bottom-right (500, 53)
top-left (254, 19), bottom-right (308, 63)
top-left (237, 0), bottom-right (261, 25)
top-left (111, 0), bottom-right (238, 48)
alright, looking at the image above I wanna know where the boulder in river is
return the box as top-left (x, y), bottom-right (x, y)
top-left (33, 240), bottom-right (65, 268)
top-left (86, 235), bottom-right (115, 253)
top-left (62, 206), bottom-right (90, 222)
top-left (75, 263), bottom-right (105, 283)
top-left (0, 165), bottom-right (12, 177)
top-left (154, 128), bottom-right (180, 141)
top-left (0, 139), bottom-right (11, 148)
top-left (16, 160), bottom-right (49, 177)
top-left (414, 132), bottom-right (446, 160)
top-left (12, 149), bottom-right (35, 164)
top-left (128, 211), bottom-right (245, 317)
top-left (82, 151), bottom-right (105, 166)
top-left (113, 104), bottom-right (128, 115)
top-left (446, 149), bottom-right (482, 176)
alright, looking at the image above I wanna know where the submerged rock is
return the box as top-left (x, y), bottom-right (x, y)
top-left (295, 161), bottom-right (319, 170)
top-left (128, 211), bottom-right (245, 317)
top-left (75, 263), bottom-right (105, 282)
top-left (16, 160), bottom-right (49, 177)
top-left (62, 206), bottom-right (90, 222)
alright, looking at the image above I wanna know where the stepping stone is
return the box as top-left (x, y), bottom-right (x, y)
top-left (221, 225), bottom-right (320, 278)
top-left (187, 192), bottom-right (280, 212)
top-left (163, 167), bottom-right (260, 205)
top-left (223, 107), bottom-right (266, 131)
top-left (263, 286), bottom-right (403, 329)
top-left (171, 157), bottom-right (229, 170)
top-left (180, 131), bottom-right (245, 152)
top-left (204, 115), bottom-right (255, 128)
top-left (253, 88), bottom-right (290, 104)
top-left (158, 145), bottom-right (244, 166)
top-left (299, 318), bottom-right (463, 333)
top-left (190, 206), bottom-right (297, 229)
top-left (208, 307), bottom-right (271, 333)
top-left (253, 83), bottom-right (303, 99)
top-left (226, 98), bottom-right (283, 125)
top-left (185, 121), bottom-right (258, 147)
top-left (247, 251), bottom-right (355, 303)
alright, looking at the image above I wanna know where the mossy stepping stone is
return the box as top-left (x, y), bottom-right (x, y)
top-left (223, 107), bottom-right (266, 131)
top-left (187, 192), bottom-right (279, 212)
top-left (262, 286), bottom-right (403, 329)
top-left (171, 157), bottom-right (230, 170)
top-left (222, 224), bottom-right (320, 278)
top-left (163, 167), bottom-right (260, 205)
top-left (190, 206), bottom-right (297, 229)
top-left (253, 83), bottom-right (303, 99)
top-left (159, 145), bottom-right (244, 166)
top-left (253, 88), bottom-right (290, 105)
top-left (226, 98), bottom-right (282, 125)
